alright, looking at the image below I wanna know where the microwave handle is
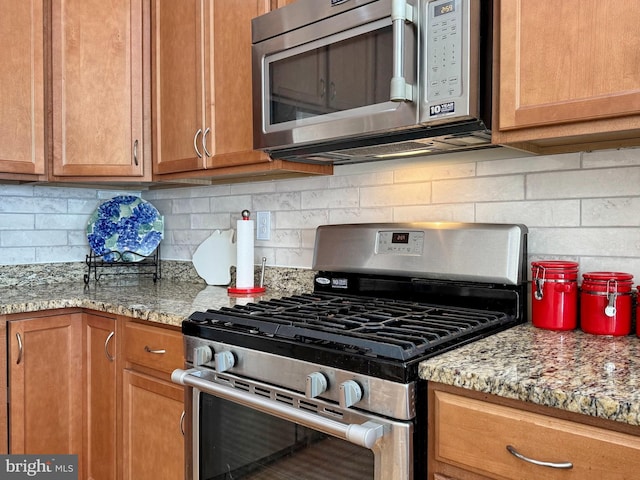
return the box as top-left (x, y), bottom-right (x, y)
top-left (390, 0), bottom-right (414, 102)
top-left (172, 368), bottom-right (385, 449)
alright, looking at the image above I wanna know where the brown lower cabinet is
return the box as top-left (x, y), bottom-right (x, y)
top-left (122, 319), bottom-right (185, 480)
top-left (3, 310), bottom-right (184, 480)
top-left (428, 383), bottom-right (640, 480)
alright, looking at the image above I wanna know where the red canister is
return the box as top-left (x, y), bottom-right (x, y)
top-left (531, 261), bottom-right (579, 330)
top-left (580, 272), bottom-right (633, 336)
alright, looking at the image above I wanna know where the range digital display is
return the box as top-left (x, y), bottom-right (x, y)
top-left (392, 232), bottom-right (410, 244)
top-left (434, 0), bottom-right (455, 17)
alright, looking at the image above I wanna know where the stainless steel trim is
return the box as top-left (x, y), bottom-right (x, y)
top-left (184, 336), bottom-right (416, 420)
top-left (390, 0), bottom-right (414, 101)
top-left (313, 222), bottom-right (528, 285)
top-left (193, 129), bottom-right (203, 158)
top-left (173, 368), bottom-right (385, 449)
top-left (506, 445), bottom-right (573, 469)
top-left (104, 331), bottom-right (115, 362)
top-left (16, 333), bottom-right (23, 365)
top-left (180, 411), bottom-right (185, 437)
top-left (132, 139), bottom-right (139, 166)
top-left (202, 127), bottom-right (211, 157)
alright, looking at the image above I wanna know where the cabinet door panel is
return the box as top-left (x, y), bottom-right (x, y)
top-left (0, 0), bottom-right (45, 176)
top-left (84, 313), bottom-right (117, 480)
top-left (122, 370), bottom-right (185, 480)
top-left (8, 314), bottom-right (83, 455)
top-left (151, 0), bottom-right (205, 174)
top-left (498, 0), bottom-right (640, 131)
top-left (51, 0), bottom-right (145, 177)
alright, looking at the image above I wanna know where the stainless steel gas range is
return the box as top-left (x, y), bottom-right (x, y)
top-left (172, 222), bottom-right (528, 480)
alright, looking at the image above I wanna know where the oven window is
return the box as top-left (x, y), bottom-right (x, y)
top-left (268, 25), bottom-right (393, 125)
top-left (200, 393), bottom-right (375, 479)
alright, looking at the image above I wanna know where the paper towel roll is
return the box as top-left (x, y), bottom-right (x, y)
top-left (235, 217), bottom-right (254, 288)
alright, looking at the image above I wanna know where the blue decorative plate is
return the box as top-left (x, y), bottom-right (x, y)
top-left (86, 195), bottom-right (164, 262)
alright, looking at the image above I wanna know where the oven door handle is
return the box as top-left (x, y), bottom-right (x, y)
top-left (172, 368), bottom-right (385, 449)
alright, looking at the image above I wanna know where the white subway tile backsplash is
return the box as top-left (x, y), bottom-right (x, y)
top-left (301, 188), bottom-right (359, 209)
top-left (360, 183), bottom-right (431, 207)
top-left (476, 200), bottom-right (581, 227)
top-left (582, 197), bottom-right (640, 226)
top-left (329, 207), bottom-right (393, 224)
top-left (1, 148), bottom-right (640, 278)
top-left (527, 167), bottom-right (640, 199)
top-left (582, 147), bottom-right (640, 168)
top-left (530, 227), bottom-right (640, 257)
top-left (433, 175), bottom-right (524, 203)
top-left (252, 192), bottom-right (301, 211)
top-left (393, 161), bottom-right (475, 183)
top-left (393, 204), bottom-right (475, 223)
top-left (477, 153), bottom-right (580, 176)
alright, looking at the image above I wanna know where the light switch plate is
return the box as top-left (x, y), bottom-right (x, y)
top-left (256, 211), bottom-right (271, 240)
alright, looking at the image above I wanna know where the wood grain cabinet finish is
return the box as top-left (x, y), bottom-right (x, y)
top-left (122, 320), bottom-right (185, 480)
top-left (429, 385), bottom-right (640, 480)
top-left (7, 313), bottom-right (84, 466)
top-left (6, 311), bottom-right (118, 480)
top-left (83, 313), bottom-right (117, 480)
top-left (151, 0), bottom-right (331, 182)
top-left (50, 0), bottom-right (151, 180)
top-left (0, 0), bottom-right (46, 179)
top-left (493, 0), bottom-right (640, 154)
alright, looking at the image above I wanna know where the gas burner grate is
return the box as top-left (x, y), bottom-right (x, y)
top-left (190, 293), bottom-right (513, 361)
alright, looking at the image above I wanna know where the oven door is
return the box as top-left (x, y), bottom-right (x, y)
top-left (173, 368), bottom-right (413, 480)
top-left (251, 0), bottom-right (418, 152)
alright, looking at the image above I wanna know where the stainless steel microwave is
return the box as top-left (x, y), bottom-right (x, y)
top-left (251, 0), bottom-right (494, 164)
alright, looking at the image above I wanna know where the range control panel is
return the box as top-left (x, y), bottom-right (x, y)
top-left (377, 231), bottom-right (425, 255)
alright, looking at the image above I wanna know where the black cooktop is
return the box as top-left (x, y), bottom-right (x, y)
top-left (184, 290), bottom-right (520, 369)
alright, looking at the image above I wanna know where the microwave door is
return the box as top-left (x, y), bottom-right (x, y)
top-left (419, 0), bottom-right (480, 125)
top-left (252, 2), bottom-right (419, 151)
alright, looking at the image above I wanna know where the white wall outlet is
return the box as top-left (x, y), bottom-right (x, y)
top-left (256, 211), bottom-right (271, 240)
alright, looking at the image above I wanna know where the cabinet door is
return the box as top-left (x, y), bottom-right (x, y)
top-left (495, 0), bottom-right (640, 151)
top-left (0, 0), bottom-right (45, 177)
top-left (151, 0), bottom-right (206, 174)
top-left (84, 313), bottom-right (117, 480)
top-left (8, 314), bottom-right (83, 456)
top-left (122, 370), bottom-right (185, 480)
top-left (51, 0), bottom-right (147, 178)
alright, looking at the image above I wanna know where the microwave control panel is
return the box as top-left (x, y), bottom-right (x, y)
top-left (425, 0), bottom-right (465, 107)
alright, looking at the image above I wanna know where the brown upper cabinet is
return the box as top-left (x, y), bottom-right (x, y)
top-left (0, 0), bottom-right (46, 180)
top-left (493, 0), bottom-right (640, 154)
top-left (49, 0), bottom-right (151, 181)
top-left (151, 0), bottom-right (331, 182)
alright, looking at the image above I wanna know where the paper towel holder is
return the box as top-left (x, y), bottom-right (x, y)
top-left (228, 210), bottom-right (267, 295)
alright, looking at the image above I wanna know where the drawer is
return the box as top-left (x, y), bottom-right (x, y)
top-left (124, 321), bottom-right (183, 374)
top-left (433, 390), bottom-right (640, 480)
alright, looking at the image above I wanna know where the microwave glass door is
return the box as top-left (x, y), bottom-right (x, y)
top-left (198, 393), bottom-right (375, 479)
top-left (254, 6), bottom-right (418, 150)
top-left (268, 22), bottom-right (393, 127)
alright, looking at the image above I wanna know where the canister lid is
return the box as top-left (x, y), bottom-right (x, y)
top-left (532, 260), bottom-right (578, 269)
top-left (582, 271), bottom-right (633, 281)
top-left (582, 272), bottom-right (634, 291)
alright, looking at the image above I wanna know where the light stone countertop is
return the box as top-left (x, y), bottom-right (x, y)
top-left (1, 279), bottom-right (639, 428)
top-left (0, 280), bottom-right (284, 328)
top-left (419, 323), bottom-right (640, 427)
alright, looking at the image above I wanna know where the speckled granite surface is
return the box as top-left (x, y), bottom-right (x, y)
top-left (0, 276), bottom-right (312, 327)
top-left (1, 270), bottom-right (639, 428)
top-left (419, 323), bottom-right (640, 427)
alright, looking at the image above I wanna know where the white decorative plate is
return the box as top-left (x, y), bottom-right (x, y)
top-left (86, 195), bottom-right (164, 262)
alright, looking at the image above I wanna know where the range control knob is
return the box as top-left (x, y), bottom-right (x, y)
top-left (305, 372), bottom-right (328, 398)
top-left (339, 380), bottom-right (363, 408)
top-left (193, 345), bottom-right (213, 366)
top-left (214, 351), bottom-right (235, 373)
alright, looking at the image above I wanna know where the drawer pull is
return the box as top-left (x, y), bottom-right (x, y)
top-left (144, 346), bottom-right (166, 355)
top-left (506, 445), bottom-right (573, 469)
